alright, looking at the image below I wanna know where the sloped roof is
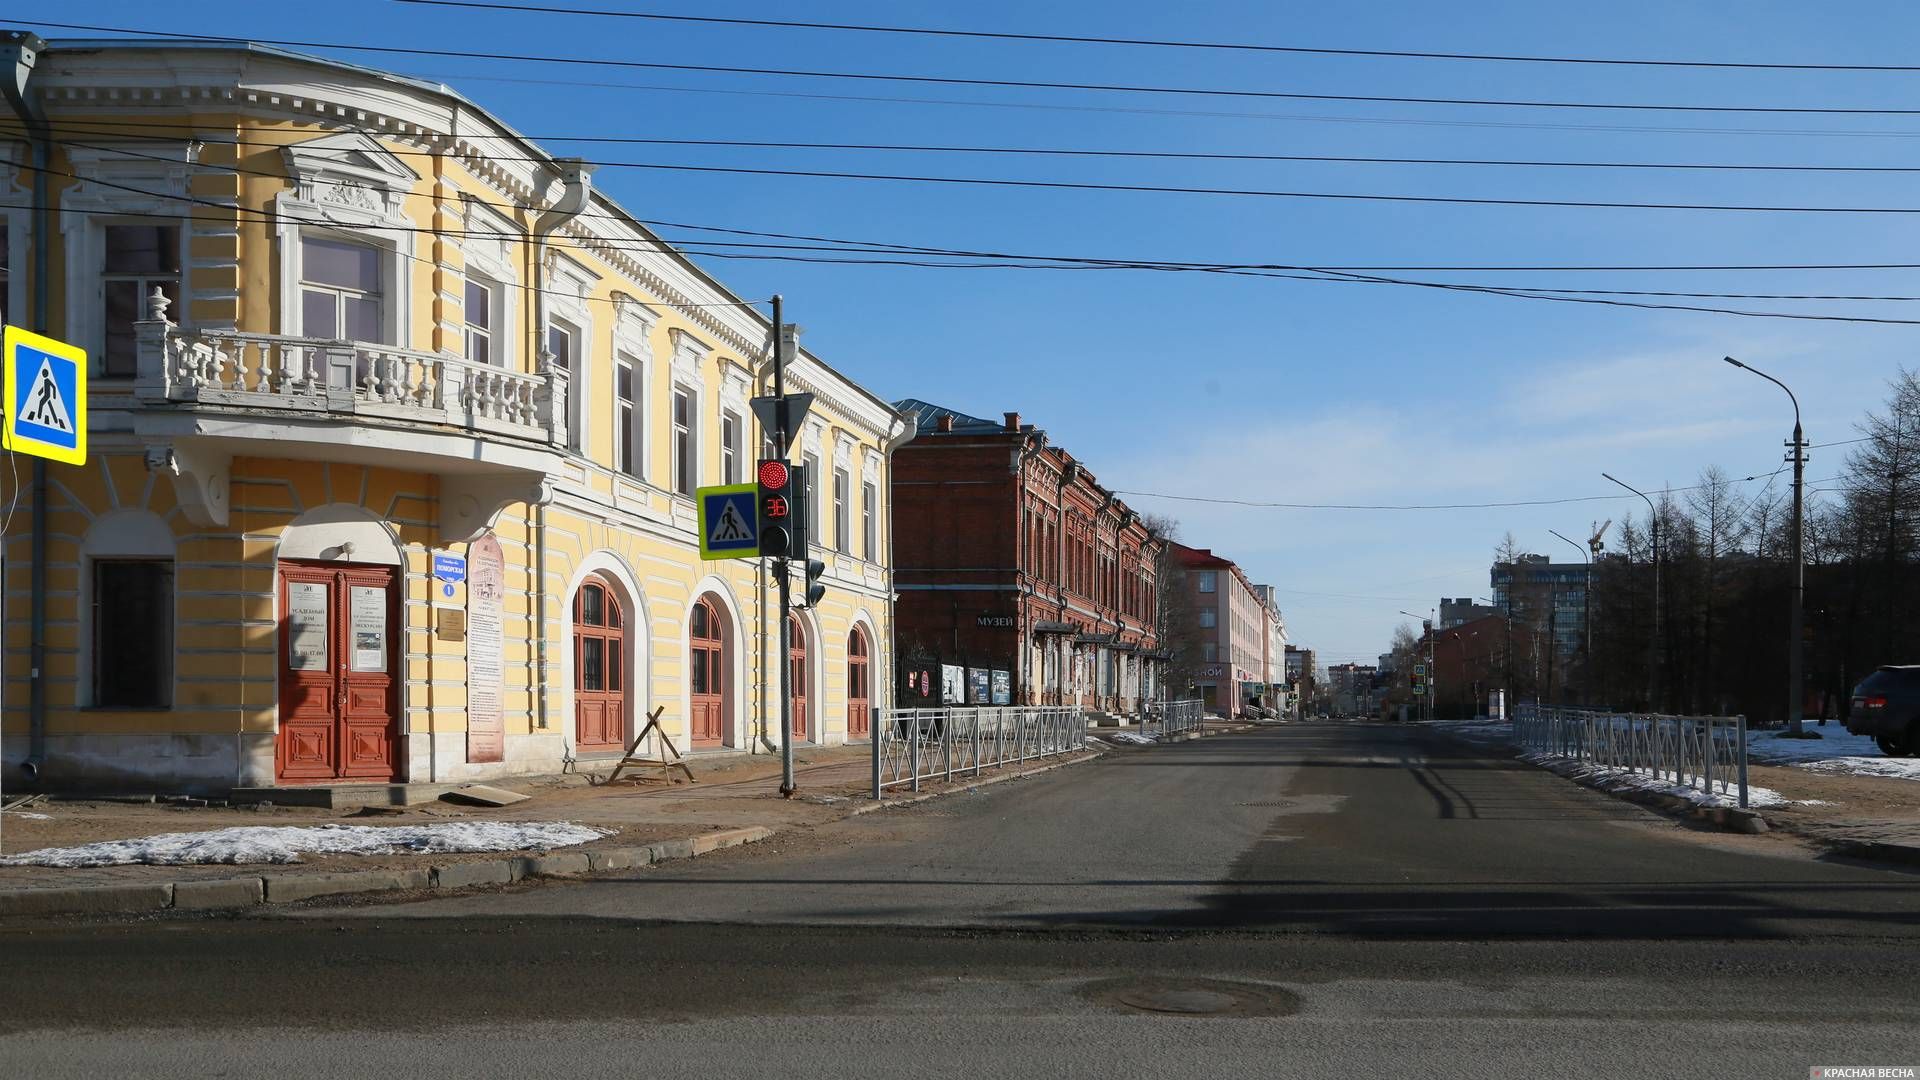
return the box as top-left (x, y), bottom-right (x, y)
top-left (893, 398), bottom-right (1006, 435)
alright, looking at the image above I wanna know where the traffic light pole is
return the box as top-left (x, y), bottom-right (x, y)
top-left (771, 294), bottom-right (795, 798)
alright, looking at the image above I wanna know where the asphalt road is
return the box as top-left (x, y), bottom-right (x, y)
top-left (6, 722), bottom-right (1919, 1078)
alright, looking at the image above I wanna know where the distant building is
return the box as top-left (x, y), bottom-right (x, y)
top-left (1285, 646), bottom-right (1316, 717)
top-left (890, 400), bottom-right (1164, 714)
top-left (1490, 556), bottom-right (1587, 658)
top-left (1173, 544), bottom-right (1266, 716)
top-left (1253, 584), bottom-right (1289, 712)
top-left (1327, 662), bottom-right (1379, 716)
top-left (1440, 597), bottom-right (1502, 629)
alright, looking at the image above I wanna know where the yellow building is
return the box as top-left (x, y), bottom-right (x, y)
top-left (0, 35), bottom-right (912, 793)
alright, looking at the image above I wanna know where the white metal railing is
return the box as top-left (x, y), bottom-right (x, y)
top-left (1512, 704), bottom-right (1749, 808)
top-left (1142, 698), bottom-right (1204, 738)
top-left (871, 706), bottom-right (1087, 797)
top-left (132, 290), bottom-right (561, 444)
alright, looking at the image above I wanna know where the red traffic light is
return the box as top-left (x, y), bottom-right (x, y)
top-left (764, 496), bottom-right (789, 519)
top-left (758, 460), bottom-right (789, 490)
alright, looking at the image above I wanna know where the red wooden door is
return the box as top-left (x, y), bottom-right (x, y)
top-left (573, 576), bottom-right (626, 753)
top-left (690, 597), bottom-right (726, 747)
top-left (847, 627), bottom-right (870, 739)
top-left (278, 561), bottom-right (400, 782)
top-left (788, 615), bottom-right (809, 742)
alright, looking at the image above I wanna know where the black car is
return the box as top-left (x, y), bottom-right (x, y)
top-left (1846, 666), bottom-right (1920, 756)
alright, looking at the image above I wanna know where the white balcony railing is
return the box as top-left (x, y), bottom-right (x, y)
top-left (132, 290), bottom-right (565, 446)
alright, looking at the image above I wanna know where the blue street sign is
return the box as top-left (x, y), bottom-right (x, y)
top-left (443, 582), bottom-right (456, 598)
top-left (3, 325), bottom-right (87, 466)
top-left (432, 552), bottom-right (468, 583)
top-left (697, 484), bottom-right (759, 560)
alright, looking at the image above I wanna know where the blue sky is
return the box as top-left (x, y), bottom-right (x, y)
top-left (26, 1), bottom-right (1920, 666)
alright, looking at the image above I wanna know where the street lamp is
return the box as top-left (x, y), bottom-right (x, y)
top-left (1602, 473), bottom-right (1661, 712)
top-left (1549, 528), bottom-right (1591, 706)
top-left (1723, 356), bottom-right (1808, 736)
top-left (1399, 608), bottom-right (1435, 721)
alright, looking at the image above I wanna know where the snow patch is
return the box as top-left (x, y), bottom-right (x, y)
top-left (1795, 756), bottom-right (1920, 782)
top-left (1099, 732), bottom-right (1160, 746)
top-left (1523, 752), bottom-right (1790, 809)
top-left (2, 811), bottom-right (51, 820)
top-left (1744, 728), bottom-right (1920, 782)
top-left (0, 821), bottom-right (609, 868)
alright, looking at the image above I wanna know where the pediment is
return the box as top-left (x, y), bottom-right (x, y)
top-left (282, 131), bottom-right (419, 189)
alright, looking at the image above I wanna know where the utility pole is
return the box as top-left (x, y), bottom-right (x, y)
top-left (5, 32), bottom-right (50, 784)
top-left (1723, 357), bottom-right (1806, 735)
top-left (1549, 529), bottom-right (1591, 706)
top-left (771, 294), bottom-right (794, 797)
top-left (1603, 474), bottom-right (1661, 712)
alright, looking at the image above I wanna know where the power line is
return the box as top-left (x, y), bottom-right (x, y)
top-left (391, 0), bottom-right (1920, 73)
top-left (409, 70), bottom-right (1920, 142)
top-left (52, 121), bottom-right (1920, 229)
top-left (27, 147), bottom-right (1920, 330)
top-left (1116, 470), bottom-right (1852, 512)
top-left (26, 21), bottom-right (1920, 117)
top-left (47, 134), bottom-right (1920, 304)
top-left (42, 113), bottom-right (1920, 175)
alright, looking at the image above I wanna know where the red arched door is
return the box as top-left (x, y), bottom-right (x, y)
top-left (573, 576), bottom-right (625, 753)
top-left (788, 614), bottom-right (809, 742)
top-left (690, 597), bottom-right (727, 748)
top-left (847, 626), bottom-right (870, 739)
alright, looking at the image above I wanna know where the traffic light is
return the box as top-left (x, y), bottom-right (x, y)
top-left (756, 458), bottom-right (792, 558)
top-left (801, 558), bottom-right (826, 607)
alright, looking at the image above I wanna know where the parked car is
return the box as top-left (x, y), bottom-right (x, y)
top-left (1847, 666), bottom-right (1920, 756)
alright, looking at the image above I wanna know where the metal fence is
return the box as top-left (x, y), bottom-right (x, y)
top-left (1512, 704), bottom-right (1749, 808)
top-left (872, 706), bottom-right (1087, 797)
top-left (1142, 698), bottom-right (1204, 739)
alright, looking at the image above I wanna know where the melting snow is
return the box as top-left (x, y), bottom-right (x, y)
top-left (1745, 728), bottom-right (1920, 782)
top-left (1099, 732), bottom-right (1160, 746)
top-left (1523, 752), bottom-right (1790, 809)
top-left (0, 821), bottom-right (608, 868)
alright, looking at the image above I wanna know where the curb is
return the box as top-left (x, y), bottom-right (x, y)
top-left (1827, 839), bottom-right (1920, 868)
top-left (849, 750), bottom-right (1104, 816)
top-left (0, 825), bottom-right (774, 920)
top-left (1523, 755), bottom-right (1773, 835)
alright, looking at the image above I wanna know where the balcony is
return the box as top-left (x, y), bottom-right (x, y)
top-left (121, 290), bottom-right (564, 541)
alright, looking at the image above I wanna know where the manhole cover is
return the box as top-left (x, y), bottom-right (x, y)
top-left (1081, 977), bottom-right (1300, 1018)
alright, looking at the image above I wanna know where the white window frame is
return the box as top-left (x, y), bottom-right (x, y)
top-left (1198, 571), bottom-right (1218, 594)
top-left (460, 197), bottom-right (521, 370)
top-left (549, 317), bottom-right (585, 452)
top-left (803, 452), bottom-right (822, 545)
top-left (721, 409), bottom-right (742, 485)
top-left (463, 274), bottom-right (500, 366)
top-left (672, 385), bottom-right (699, 497)
top-left (1199, 608), bottom-right (1217, 628)
top-left (283, 226), bottom-right (405, 345)
top-left (615, 350), bottom-right (644, 479)
top-left (833, 467), bottom-right (850, 554)
top-left (862, 479), bottom-right (877, 561)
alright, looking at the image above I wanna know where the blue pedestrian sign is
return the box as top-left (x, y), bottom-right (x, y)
top-left (697, 483), bottom-right (760, 560)
top-left (3, 325), bottom-right (87, 466)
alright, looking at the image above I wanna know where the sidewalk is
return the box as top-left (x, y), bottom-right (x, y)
top-left (0, 739), bottom-right (1116, 917)
top-left (1417, 718), bottom-right (1920, 867)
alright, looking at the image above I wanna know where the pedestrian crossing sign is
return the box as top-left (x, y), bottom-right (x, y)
top-left (696, 483), bottom-right (760, 560)
top-left (3, 325), bottom-right (87, 466)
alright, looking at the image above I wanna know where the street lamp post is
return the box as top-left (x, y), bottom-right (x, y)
top-left (1723, 357), bottom-right (1808, 736)
top-left (1400, 609), bottom-right (1435, 721)
top-left (1549, 528), bottom-right (1591, 706)
top-left (1602, 473), bottom-right (1661, 712)
top-left (1477, 595), bottom-right (1511, 718)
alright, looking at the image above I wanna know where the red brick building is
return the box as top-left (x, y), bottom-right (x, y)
top-left (890, 400), bottom-right (1165, 714)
